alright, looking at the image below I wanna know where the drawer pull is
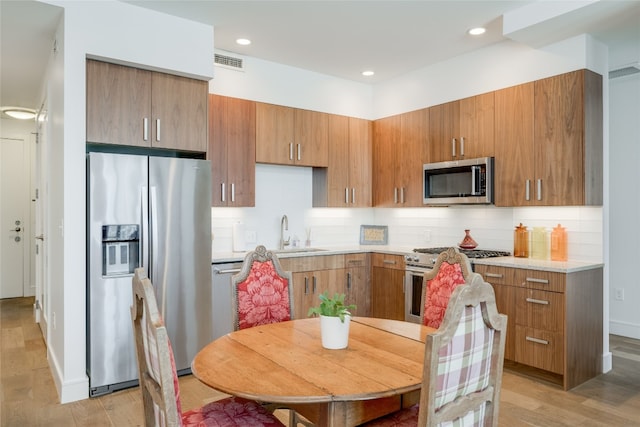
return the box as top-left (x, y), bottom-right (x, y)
top-left (526, 336), bottom-right (549, 345)
top-left (526, 298), bottom-right (549, 305)
top-left (485, 273), bottom-right (503, 278)
top-left (525, 277), bottom-right (549, 285)
top-left (383, 260), bottom-right (397, 265)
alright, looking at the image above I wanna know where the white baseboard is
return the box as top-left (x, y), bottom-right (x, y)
top-left (48, 346), bottom-right (89, 403)
top-left (602, 351), bottom-right (613, 373)
top-left (609, 320), bottom-right (640, 339)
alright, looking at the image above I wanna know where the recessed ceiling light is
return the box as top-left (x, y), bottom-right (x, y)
top-left (362, 70), bottom-right (375, 77)
top-left (468, 27), bottom-right (486, 36)
top-left (236, 38), bottom-right (251, 46)
top-left (1, 106), bottom-right (36, 120)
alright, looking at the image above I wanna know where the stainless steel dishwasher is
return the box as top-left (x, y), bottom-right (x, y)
top-left (212, 262), bottom-right (243, 339)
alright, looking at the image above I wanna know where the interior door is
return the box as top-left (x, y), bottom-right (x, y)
top-left (1, 137), bottom-right (27, 298)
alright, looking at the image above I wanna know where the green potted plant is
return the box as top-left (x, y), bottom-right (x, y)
top-left (308, 291), bottom-right (356, 349)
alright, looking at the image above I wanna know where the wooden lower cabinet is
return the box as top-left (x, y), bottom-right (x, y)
top-left (282, 254), bottom-right (370, 319)
top-left (475, 264), bottom-right (603, 390)
top-left (370, 254), bottom-right (405, 321)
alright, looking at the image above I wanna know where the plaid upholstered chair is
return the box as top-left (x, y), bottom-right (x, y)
top-left (131, 268), bottom-right (284, 427)
top-left (422, 247), bottom-right (473, 329)
top-left (231, 245), bottom-right (294, 330)
top-left (362, 272), bottom-right (507, 427)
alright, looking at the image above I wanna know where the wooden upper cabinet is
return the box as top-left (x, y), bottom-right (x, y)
top-left (87, 60), bottom-right (151, 147)
top-left (86, 59), bottom-right (207, 152)
top-left (459, 92), bottom-right (495, 159)
top-left (495, 70), bottom-right (602, 207)
top-left (494, 82), bottom-right (535, 206)
top-left (428, 100), bottom-right (459, 162)
top-left (255, 102), bottom-right (328, 167)
top-left (320, 115), bottom-right (371, 207)
top-left (150, 72), bottom-right (208, 152)
top-left (533, 70), bottom-right (602, 206)
top-left (399, 108), bottom-right (429, 206)
top-left (372, 115), bottom-right (400, 207)
top-left (208, 94), bottom-right (255, 207)
top-left (372, 110), bottom-right (428, 207)
top-left (429, 93), bottom-right (494, 162)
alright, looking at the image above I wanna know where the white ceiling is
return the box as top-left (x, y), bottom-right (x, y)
top-left (1, 1), bottom-right (639, 117)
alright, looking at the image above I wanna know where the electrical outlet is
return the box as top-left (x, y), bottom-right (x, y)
top-left (245, 230), bottom-right (257, 243)
top-left (615, 288), bottom-right (625, 301)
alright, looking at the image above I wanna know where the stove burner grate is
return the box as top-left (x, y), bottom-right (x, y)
top-left (413, 247), bottom-right (510, 259)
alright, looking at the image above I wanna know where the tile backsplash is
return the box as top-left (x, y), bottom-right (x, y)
top-left (211, 164), bottom-right (603, 262)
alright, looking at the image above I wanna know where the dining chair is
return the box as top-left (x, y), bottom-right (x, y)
top-left (231, 246), bottom-right (312, 427)
top-left (231, 244), bottom-right (295, 330)
top-left (131, 268), bottom-right (285, 427)
top-left (362, 272), bottom-right (507, 427)
top-left (422, 247), bottom-right (473, 329)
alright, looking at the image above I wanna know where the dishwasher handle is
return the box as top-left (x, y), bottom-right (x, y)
top-left (213, 267), bottom-right (242, 275)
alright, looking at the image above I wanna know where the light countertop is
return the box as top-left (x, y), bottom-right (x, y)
top-left (212, 245), bottom-right (603, 273)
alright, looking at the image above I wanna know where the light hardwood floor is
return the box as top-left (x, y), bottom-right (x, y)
top-left (2, 297), bottom-right (640, 426)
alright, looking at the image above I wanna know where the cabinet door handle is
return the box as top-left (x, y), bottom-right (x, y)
top-left (345, 188), bottom-right (349, 204)
top-left (221, 183), bottom-right (226, 202)
top-left (304, 276), bottom-right (309, 295)
top-left (143, 117), bottom-right (149, 141)
top-left (525, 180), bottom-right (531, 201)
top-left (230, 183), bottom-right (235, 203)
top-left (484, 272), bottom-right (503, 278)
top-left (537, 179), bottom-right (542, 201)
top-left (400, 187), bottom-right (405, 204)
top-left (383, 260), bottom-right (396, 265)
top-left (352, 188), bottom-right (356, 205)
top-left (525, 277), bottom-right (549, 285)
top-left (289, 143), bottom-right (294, 161)
top-left (460, 137), bottom-right (465, 157)
top-left (347, 272), bottom-right (351, 290)
top-left (394, 187), bottom-right (398, 204)
top-left (526, 297), bottom-right (549, 305)
top-left (156, 119), bottom-right (161, 142)
top-left (452, 138), bottom-right (456, 157)
top-left (312, 276), bottom-right (317, 293)
top-left (297, 143), bottom-right (301, 161)
top-left (526, 336), bottom-right (549, 345)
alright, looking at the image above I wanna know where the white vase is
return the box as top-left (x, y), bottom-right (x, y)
top-left (320, 314), bottom-right (351, 349)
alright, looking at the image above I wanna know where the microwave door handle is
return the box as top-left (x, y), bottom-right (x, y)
top-left (471, 165), bottom-right (478, 196)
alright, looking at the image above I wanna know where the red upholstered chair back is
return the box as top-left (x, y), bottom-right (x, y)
top-left (231, 245), bottom-right (294, 330)
top-left (422, 247), bottom-right (473, 329)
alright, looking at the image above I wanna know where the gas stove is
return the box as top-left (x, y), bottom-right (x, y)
top-left (404, 247), bottom-right (511, 269)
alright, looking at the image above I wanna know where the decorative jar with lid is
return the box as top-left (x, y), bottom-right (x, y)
top-left (514, 223), bottom-right (529, 258)
top-left (550, 224), bottom-right (568, 261)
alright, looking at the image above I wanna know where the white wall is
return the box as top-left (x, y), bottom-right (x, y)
top-left (609, 72), bottom-right (640, 339)
top-left (41, 0), bottom-right (214, 403)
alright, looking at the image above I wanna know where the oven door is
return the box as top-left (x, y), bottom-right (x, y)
top-left (405, 266), bottom-right (431, 324)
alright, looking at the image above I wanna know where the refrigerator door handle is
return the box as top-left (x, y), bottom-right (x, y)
top-left (141, 186), bottom-right (149, 273)
top-left (149, 186), bottom-right (165, 318)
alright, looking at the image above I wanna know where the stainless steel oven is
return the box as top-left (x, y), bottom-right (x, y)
top-left (403, 247), bottom-right (511, 324)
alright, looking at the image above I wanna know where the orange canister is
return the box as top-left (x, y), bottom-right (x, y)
top-left (514, 223), bottom-right (529, 258)
top-left (550, 224), bottom-right (568, 261)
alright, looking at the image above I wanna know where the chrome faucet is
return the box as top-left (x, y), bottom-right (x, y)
top-left (279, 215), bottom-right (290, 250)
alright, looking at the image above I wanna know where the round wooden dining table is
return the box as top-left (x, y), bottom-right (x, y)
top-left (191, 317), bottom-right (435, 427)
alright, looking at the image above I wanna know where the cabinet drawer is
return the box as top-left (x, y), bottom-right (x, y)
top-left (515, 288), bottom-right (564, 332)
top-left (515, 325), bottom-right (564, 374)
top-left (371, 253), bottom-right (405, 270)
top-left (513, 269), bottom-right (565, 292)
top-left (474, 265), bottom-right (514, 286)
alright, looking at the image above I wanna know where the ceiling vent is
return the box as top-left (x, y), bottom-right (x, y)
top-left (214, 52), bottom-right (245, 72)
top-left (609, 62), bottom-right (640, 79)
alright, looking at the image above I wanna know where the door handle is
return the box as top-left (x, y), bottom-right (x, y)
top-left (35, 234), bottom-right (44, 240)
top-left (10, 227), bottom-right (21, 232)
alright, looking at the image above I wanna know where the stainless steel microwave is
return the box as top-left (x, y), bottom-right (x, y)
top-left (423, 157), bottom-right (494, 205)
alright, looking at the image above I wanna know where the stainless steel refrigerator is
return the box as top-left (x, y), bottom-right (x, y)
top-left (87, 152), bottom-right (212, 397)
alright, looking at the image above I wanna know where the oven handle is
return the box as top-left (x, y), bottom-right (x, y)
top-left (405, 265), bottom-right (432, 274)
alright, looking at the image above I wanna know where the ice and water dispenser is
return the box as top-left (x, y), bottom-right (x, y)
top-left (101, 224), bottom-right (140, 276)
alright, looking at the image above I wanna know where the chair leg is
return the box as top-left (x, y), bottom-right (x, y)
top-left (289, 410), bottom-right (314, 427)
